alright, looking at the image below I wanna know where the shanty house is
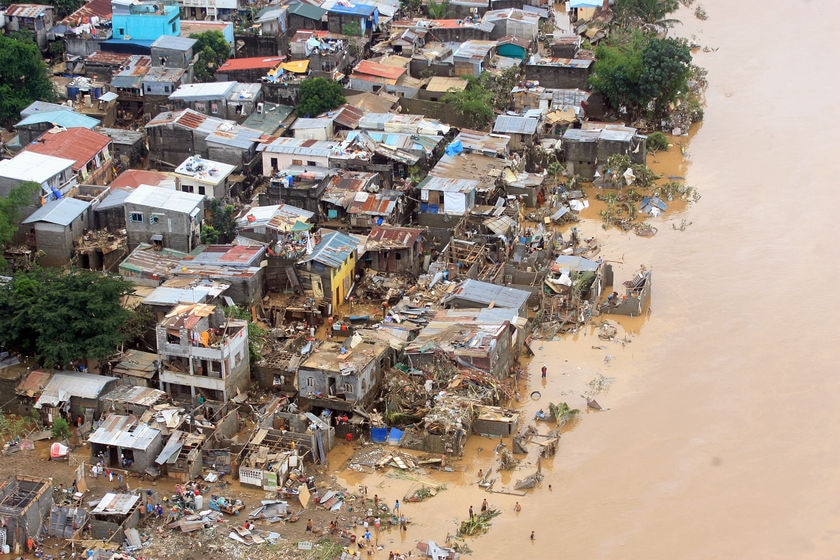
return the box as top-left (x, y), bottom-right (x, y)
top-left (86, 492), bottom-right (142, 542)
top-left (325, 1), bottom-right (378, 36)
top-left (173, 244), bottom-right (266, 305)
top-left (405, 318), bottom-right (515, 380)
top-left (0, 152), bottom-right (78, 206)
top-left (525, 56), bottom-right (592, 89)
top-left (14, 110), bottom-right (100, 146)
top-left (0, 476), bottom-right (53, 553)
top-left (296, 231), bottom-right (358, 308)
top-left (21, 197), bottom-right (91, 267)
top-left (346, 190), bottom-right (404, 229)
top-left (124, 184), bottom-right (204, 252)
top-left (492, 115), bottom-right (539, 151)
top-left (298, 339), bottom-right (392, 412)
top-left (88, 415), bottom-right (163, 473)
top-left (110, 349), bottom-right (161, 388)
top-left (23, 127), bottom-right (114, 186)
top-left (452, 40), bottom-right (496, 76)
top-left (156, 303), bottom-right (250, 402)
top-left (235, 204), bottom-right (315, 244)
top-left (443, 278), bottom-right (530, 317)
top-left (362, 226), bottom-right (425, 274)
top-left (417, 176), bottom-right (477, 220)
top-left (562, 124), bottom-right (647, 180)
top-left (481, 8), bottom-right (540, 41)
top-left (258, 137), bottom-right (336, 175)
top-left (173, 155), bottom-right (236, 200)
top-left (34, 372), bottom-right (119, 423)
top-left (4, 4), bottom-right (55, 50)
top-left (287, 1), bottom-right (326, 34)
top-left (100, 385), bottom-right (168, 417)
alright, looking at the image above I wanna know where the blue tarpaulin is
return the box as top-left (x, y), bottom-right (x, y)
top-left (370, 428), bottom-right (388, 443)
top-left (444, 140), bottom-right (463, 157)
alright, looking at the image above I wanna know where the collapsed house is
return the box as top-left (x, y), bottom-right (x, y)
top-left (88, 493), bottom-right (141, 543)
top-left (34, 373), bottom-right (119, 424)
top-left (0, 476), bottom-right (53, 554)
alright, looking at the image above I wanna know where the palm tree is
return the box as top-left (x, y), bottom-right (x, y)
top-left (614, 0), bottom-right (681, 32)
top-left (549, 402), bottom-right (580, 428)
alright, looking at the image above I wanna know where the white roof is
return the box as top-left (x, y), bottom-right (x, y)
top-left (169, 81), bottom-right (237, 100)
top-left (34, 373), bottom-right (117, 408)
top-left (125, 184), bottom-right (204, 213)
top-left (174, 156), bottom-right (236, 186)
top-left (0, 151), bottom-right (75, 183)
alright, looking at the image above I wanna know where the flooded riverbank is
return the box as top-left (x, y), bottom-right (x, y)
top-left (334, 1), bottom-right (840, 558)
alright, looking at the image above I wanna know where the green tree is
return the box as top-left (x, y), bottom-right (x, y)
top-left (48, 0), bottom-right (85, 18)
top-left (589, 32), bottom-right (691, 122)
top-left (0, 268), bottom-right (137, 367)
top-left (51, 417), bottom-right (71, 440)
top-left (426, 0), bottom-right (449, 18)
top-left (0, 181), bottom-right (41, 271)
top-left (613, 0), bottom-right (680, 31)
top-left (443, 79), bottom-right (494, 130)
top-left (296, 77), bottom-right (345, 117)
top-left (201, 199), bottom-right (237, 244)
top-left (190, 31), bottom-right (231, 82)
top-left (0, 35), bottom-right (56, 126)
top-left (342, 21), bottom-right (362, 36)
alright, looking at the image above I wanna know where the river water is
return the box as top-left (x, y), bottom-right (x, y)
top-left (336, 1), bottom-right (840, 558)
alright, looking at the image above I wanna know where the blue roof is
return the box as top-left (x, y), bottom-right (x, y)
top-left (22, 197), bottom-right (89, 226)
top-left (299, 231), bottom-right (357, 268)
top-left (327, 2), bottom-right (377, 16)
top-left (16, 111), bottom-right (100, 129)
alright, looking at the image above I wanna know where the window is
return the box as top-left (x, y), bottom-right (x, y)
top-left (292, 159), bottom-right (303, 166)
top-left (343, 382), bottom-right (352, 394)
top-left (149, 214), bottom-right (161, 224)
top-left (307, 377), bottom-right (314, 387)
top-left (181, 184), bottom-right (194, 193)
top-left (198, 186), bottom-right (206, 195)
top-left (164, 85), bottom-right (170, 93)
top-left (129, 212), bottom-right (143, 223)
top-left (146, 85), bottom-right (152, 93)
top-left (307, 160), bottom-right (317, 167)
top-left (210, 102), bottom-right (219, 114)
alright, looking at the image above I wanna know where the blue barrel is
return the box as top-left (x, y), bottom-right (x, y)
top-left (67, 85), bottom-right (79, 100)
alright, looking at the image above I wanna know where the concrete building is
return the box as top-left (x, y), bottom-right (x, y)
top-left (0, 151), bottom-right (77, 205)
top-left (124, 184), bottom-right (204, 252)
top-left (34, 372), bottom-right (119, 422)
top-left (168, 81), bottom-right (263, 121)
top-left (111, 0), bottom-right (180, 41)
top-left (21, 197), bottom-right (91, 267)
top-left (173, 155), bottom-right (236, 200)
top-left (4, 3), bottom-right (55, 50)
top-left (257, 137), bottom-right (336, 175)
top-left (156, 303), bottom-right (250, 402)
top-left (88, 415), bottom-right (163, 473)
top-left (23, 127), bottom-right (115, 186)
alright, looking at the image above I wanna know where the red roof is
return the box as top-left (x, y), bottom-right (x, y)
top-left (218, 56), bottom-right (286, 72)
top-left (353, 60), bottom-right (406, 81)
top-left (111, 169), bottom-right (170, 189)
top-left (24, 127), bottom-right (111, 171)
top-left (62, 0), bottom-right (112, 25)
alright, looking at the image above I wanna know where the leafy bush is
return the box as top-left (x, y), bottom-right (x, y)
top-left (52, 417), bottom-right (71, 441)
top-left (647, 131), bottom-right (669, 152)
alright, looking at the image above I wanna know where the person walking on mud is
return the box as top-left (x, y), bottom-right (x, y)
top-left (541, 364), bottom-right (547, 379)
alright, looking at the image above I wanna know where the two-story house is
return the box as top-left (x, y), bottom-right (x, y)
top-left (173, 155), bottom-right (236, 200)
top-left (4, 3), bottom-right (55, 50)
top-left (111, 0), bottom-right (180, 41)
top-left (124, 183), bottom-right (204, 252)
top-left (295, 230), bottom-right (358, 309)
top-left (156, 303), bottom-right (249, 403)
top-left (0, 151), bottom-right (78, 208)
top-left (23, 127), bottom-right (115, 186)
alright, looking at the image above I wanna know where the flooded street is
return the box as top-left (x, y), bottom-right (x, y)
top-left (335, 1), bottom-right (840, 558)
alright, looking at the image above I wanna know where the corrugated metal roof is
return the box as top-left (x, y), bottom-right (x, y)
top-left (218, 56), bottom-right (285, 72)
top-left (22, 197), bottom-right (89, 226)
top-left (125, 184), bottom-right (203, 214)
top-left (527, 56), bottom-right (592, 68)
top-left (15, 370), bottom-right (53, 398)
top-left (552, 255), bottom-right (600, 272)
top-left (288, 1), bottom-right (326, 19)
top-left (0, 151), bottom-right (75, 183)
top-left (88, 414), bottom-right (160, 452)
top-left (20, 101), bottom-right (71, 119)
top-left (493, 115), bottom-right (539, 135)
top-left (110, 169), bottom-right (171, 189)
top-left (169, 81), bottom-right (237, 101)
top-left (5, 4), bottom-right (52, 18)
top-left (292, 117), bottom-right (333, 130)
top-left (419, 176), bottom-right (479, 193)
top-left (257, 136), bottom-right (338, 157)
top-left (111, 349), bottom-right (159, 379)
top-left (444, 279), bottom-right (530, 310)
top-left (35, 373), bottom-right (117, 408)
top-left (119, 243), bottom-right (187, 277)
top-left (331, 104), bottom-right (366, 129)
top-left (61, 0), bottom-right (111, 24)
top-left (365, 225), bottom-right (424, 250)
top-left (298, 231), bottom-right (357, 268)
top-left (236, 203), bottom-right (314, 231)
top-left (16, 111), bottom-right (100, 129)
top-left (90, 492), bottom-right (141, 515)
top-left (151, 35), bottom-right (196, 50)
top-left (347, 190), bottom-right (401, 216)
top-left (24, 127), bottom-right (111, 172)
top-left (185, 244), bottom-right (265, 266)
top-left (353, 60), bottom-right (406, 81)
top-left (453, 40), bottom-right (496, 61)
top-left (325, 1), bottom-right (376, 16)
top-left (206, 123), bottom-right (262, 150)
top-left (101, 385), bottom-right (167, 407)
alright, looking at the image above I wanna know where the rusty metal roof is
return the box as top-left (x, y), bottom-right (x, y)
top-left (298, 231), bottom-right (357, 269)
top-left (331, 104), bottom-right (366, 129)
top-left (5, 4), bottom-right (52, 18)
top-left (24, 127), bottom-right (111, 172)
top-left (15, 369), bottom-right (53, 398)
top-left (90, 492), bottom-right (141, 516)
top-left (365, 225), bottom-right (425, 251)
top-left (62, 0), bottom-right (112, 24)
top-left (347, 190), bottom-right (402, 216)
top-left (101, 385), bottom-right (167, 407)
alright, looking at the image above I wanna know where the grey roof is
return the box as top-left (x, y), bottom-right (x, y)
top-left (292, 117), bottom-right (333, 130)
top-left (493, 115), bottom-right (539, 135)
top-left (151, 35), bottom-right (196, 51)
top-left (88, 415), bottom-right (161, 451)
top-left (241, 102), bottom-right (294, 135)
top-left (205, 124), bottom-right (262, 150)
top-left (101, 385), bottom-right (167, 406)
top-left (169, 81), bottom-right (238, 101)
top-left (553, 254), bottom-right (600, 272)
top-left (257, 137), bottom-right (338, 157)
top-left (142, 285), bottom-right (220, 306)
top-left (288, 1), bottom-right (326, 19)
top-left (20, 100), bottom-right (73, 119)
top-left (22, 197), bottom-right (89, 226)
top-left (125, 184), bottom-right (203, 213)
top-left (90, 493), bottom-right (141, 516)
top-left (95, 187), bottom-right (133, 211)
top-left (444, 279), bottom-right (530, 310)
top-left (96, 128), bottom-right (145, 145)
top-left (34, 373), bottom-right (117, 408)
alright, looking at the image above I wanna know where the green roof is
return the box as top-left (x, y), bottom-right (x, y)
top-left (288, 1), bottom-right (326, 20)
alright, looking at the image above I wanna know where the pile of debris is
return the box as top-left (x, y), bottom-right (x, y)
top-left (348, 446), bottom-right (420, 472)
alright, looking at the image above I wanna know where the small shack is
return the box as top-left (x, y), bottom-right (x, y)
top-left (34, 373), bottom-right (119, 424)
top-left (88, 493), bottom-right (141, 543)
top-left (88, 415), bottom-right (163, 474)
top-left (473, 405), bottom-right (520, 437)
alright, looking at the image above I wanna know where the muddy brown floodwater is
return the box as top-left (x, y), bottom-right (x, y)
top-left (332, 1), bottom-right (840, 558)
